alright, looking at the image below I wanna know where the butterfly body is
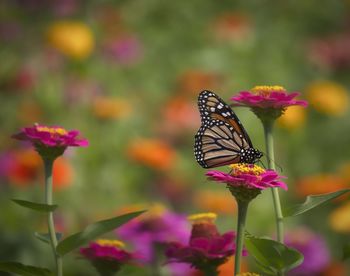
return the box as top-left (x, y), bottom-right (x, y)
top-left (194, 90), bottom-right (262, 168)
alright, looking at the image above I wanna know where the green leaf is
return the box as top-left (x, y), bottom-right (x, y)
top-left (283, 189), bottom-right (350, 217)
top-left (343, 244), bottom-right (350, 260)
top-left (12, 199), bottom-right (58, 213)
top-left (34, 232), bottom-right (62, 244)
top-left (245, 236), bottom-right (303, 274)
top-left (56, 210), bottom-right (146, 256)
top-left (0, 262), bottom-right (52, 276)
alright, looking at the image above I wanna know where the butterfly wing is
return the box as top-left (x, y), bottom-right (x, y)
top-left (197, 90), bottom-right (253, 147)
top-left (194, 119), bottom-right (252, 168)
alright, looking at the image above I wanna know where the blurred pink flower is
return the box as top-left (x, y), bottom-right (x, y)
top-left (0, 21), bottom-right (21, 42)
top-left (103, 35), bottom-right (143, 65)
top-left (308, 33), bottom-right (350, 70)
top-left (285, 227), bottom-right (330, 276)
top-left (51, 0), bottom-right (79, 16)
top-left (166, 213), bottom-right (239, 273)
top-left (116, 205), bottom-right (190, 264)
top-left (80, 239), bottom-right (140, 275)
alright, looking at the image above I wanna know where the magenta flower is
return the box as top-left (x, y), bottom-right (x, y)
top-left (285, 227), bottom-right (330, 276)
top-left (104, 35), bottom-right (143, 66)
top-left (231, 86), bottom-right (308, 121)
top-left (207, 164), bottom-right (287, 202)
top-left (232, 86), bottom-right (308, 109)
top-left (12, 124), bottom-right (88, 159)
top-left (116, 205), bottom-right (191, 262)
top-left (80, 239), bottom-right (140, 275)
top-left (166, 213), bottom-right (240, 274)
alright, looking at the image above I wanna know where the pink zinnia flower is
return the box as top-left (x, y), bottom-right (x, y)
top-left (231, 85), bottom-right (308, 121)
top-left (166, 213), bottom-right (241, 274)
top-left (207, 164), bottom-right (287, 201)
top-left (80, 239), bottom-right (140, 275)
top-left (116, 204), bottom-right (190, 264)
top-left (104, 35), bottom-right (143, 65)
top-left (12, 124), bottom-right (88, 159)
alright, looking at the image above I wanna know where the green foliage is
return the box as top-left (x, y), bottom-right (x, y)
top-left (34, 232), bottom-right (62, 244)
top-left (12, 199), bottom-right (58, 213)
top-left (245, 236), bottom-right (304, 275)
top-left (0, 262), bottom-right (52, 276)
top-left (343, 244), bottom-right (350, 260)
top-left (56, 210), bottom-right (146, 256)
top-left (283, 189), bottom-right (350, 217)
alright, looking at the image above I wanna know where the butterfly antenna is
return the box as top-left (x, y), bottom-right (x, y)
top-left (260, 151), bottom-right (283, 172)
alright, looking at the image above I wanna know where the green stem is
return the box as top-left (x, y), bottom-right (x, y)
top-left (234, 200), bottom-right (249, 276)
top-left (263, 121), bottom-right (284, 276)
top-left (44, 159), bottom-right (63, 276)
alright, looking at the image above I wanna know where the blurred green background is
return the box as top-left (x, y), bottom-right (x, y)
top-left (1, 0), bottom-right (350, 275)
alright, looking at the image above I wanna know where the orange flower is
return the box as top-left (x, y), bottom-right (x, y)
top-left (127, 139), bottom-right (176, 170)
top-left (8, 149), bottom-right (41, 187)
top-left (8, 148), bottom-right (73, 190)
top-left (161, 97), bottom-right (198, 135)
top-left (295, 174), bottom-right (349, 198)
top-left (213, 12), bottom-right (253, 42)
top-left (53, 157), bottom-right (74, 190)
top-left (178, 70), bottom-right (220, 96)
top-left (92, 97), bottom-right (131, 120)
top-left (194, 190), bottom-right (237, 215)
top-left (277, 105), bottom-right (307, 130)
top-left (218, 256), bottom-right (248, 275)
top-left (329, 201), bottom-right (350, 233)
top-left (306, 81), bottom-right (349, 116)
top-left (321, 261), bottom-right (348, 276)
top-left (47, 20), bottom-right (94, 59)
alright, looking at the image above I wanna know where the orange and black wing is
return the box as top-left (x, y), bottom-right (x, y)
top-left (194, 119), bottom-right (251, 168)
top-left (197, 90), bottom-right (253, 147)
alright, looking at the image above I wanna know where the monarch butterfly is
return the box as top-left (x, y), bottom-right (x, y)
top-left (194, 90), bottom-right (263, 168)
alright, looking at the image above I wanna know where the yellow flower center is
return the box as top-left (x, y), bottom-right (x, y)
top-left (229, 163), bottom-right (265, 175)
top-left (96, 239), bottom-right (125, 248)
top-left (188, 212), bottom-right (217, 224)
top-left (36, 126), bottom-right (68, 136)
top-left (251, 85), bottom-right (286, 96)
top-left (237, 273), bottom-right (261, 276)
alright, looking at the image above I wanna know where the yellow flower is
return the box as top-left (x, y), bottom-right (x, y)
top-left (92, 97), bottom-right (131, 120)
top-left (306, 81), bottom-right (349, 116)
top-left (96, 239), bottom-right (125, 248)
top-left (277, 105), bottom-right (307, 130)
top-left (229, 163), bottom-right (264, 175)
top-left (251, 85), bottom-right (286, 96)
top-left (194, 190), bottom-right (237, 214)
top-left (47, 20), bottom-right (94, 59)
top-left (188, 212), bottom-right (217, 224)
top-left (329, 201), bottom-right (350, 233)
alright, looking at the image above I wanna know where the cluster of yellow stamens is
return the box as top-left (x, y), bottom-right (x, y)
top-left (96, 239), bottom-right (125, 248)
top-left (188, 212), bottom-right (217, 224)
top-left (36, 125), bottom-right (68, 136)
top-left (229, 163), bottom-right (265, 176)
top-left (251, 85), bottom-right (286, 96)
